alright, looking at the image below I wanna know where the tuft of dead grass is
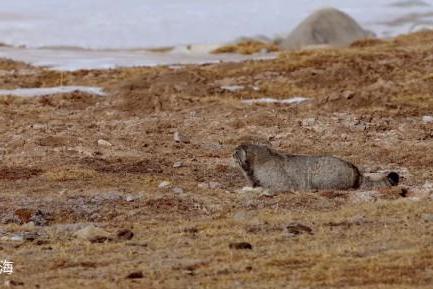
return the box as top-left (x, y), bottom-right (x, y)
top-left (212, 40), bottom-right (280, 55)
top-left (44, 167), bottom-right (98, 181)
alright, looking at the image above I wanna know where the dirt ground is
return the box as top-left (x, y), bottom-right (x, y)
top-left (1, 31), bottom-right (433, 289)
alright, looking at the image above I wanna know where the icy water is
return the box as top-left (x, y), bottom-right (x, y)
top-left (0, 0), bottom-right (432, 70)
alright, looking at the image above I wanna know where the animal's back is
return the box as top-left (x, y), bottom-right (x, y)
top-left (254, 154), bottom-right (361, 192)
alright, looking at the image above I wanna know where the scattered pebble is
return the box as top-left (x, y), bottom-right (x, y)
top-left (221, 85), bottom-right (245, 92)
top-left (1, 232), bottom-right (39, 242)
top-left (97, 139), bottom-right (112, 147)
top-left (285, 223), bottom-right (313, 237)
top-left (158, 181), bottom-right (171, 189)
top-left (237, 186), bottom-right (272, 196)
top-left (21, 222), bottom-right (36, 230)
top-left (229, 242), bottom-right (253, 250)
top-left (209, 182), bottom-right (223, 189)
top-left (117, 229), bottom-right (134, 241)
top-left (197, 182), bottom-right (223, 189)
top-left (173, 161), bottom-right (183, 168)
top-left (421, 213), bottom-right (433, 222)
top-left (31, 123), bottom-right (47, 130)
top-left (422, 116), bottom-right (433, 124)
top-left (126, 271), bottom-right (144, 279)
top-left (173, 187), bottom-right (184, 194)
top-left (125, 194), bottom-right (139, 202)
top-left (6, 235), bottom-right (24, 242)
top-left (74, 225), bottom-right (111, 243)
top-left (4, 280), bottom-right (24, 287)
top-left (301, 117), bottom-right (317, 127)
top-left (174, 131), bottom-right (190, 144)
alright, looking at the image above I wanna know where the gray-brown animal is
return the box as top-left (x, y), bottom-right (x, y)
top-left (233, 144), bottom-right (399, 192)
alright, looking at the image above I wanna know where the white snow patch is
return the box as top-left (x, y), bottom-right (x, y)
top-left (422, 115), bottom-right (433, 124)
top-left (0, 46), bottom-right (276, 71)
top-left (0, 86), bottom-right (106, 97)
top-left (241, 97), bottom-right (309, 105)
top-left (221, 85), bottom-right (245, 92)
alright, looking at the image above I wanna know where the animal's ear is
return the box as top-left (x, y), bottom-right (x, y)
top-left (387, 172), bottom-right (399, 186)
top-left (233, 145), bottom-right (248, 164)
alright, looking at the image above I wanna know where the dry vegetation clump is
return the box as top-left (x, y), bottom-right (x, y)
top-left (212, 40), bottom-right (280, 55)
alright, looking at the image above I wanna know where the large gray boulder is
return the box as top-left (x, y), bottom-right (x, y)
top-left (280, 7), bottom-right (374, 50)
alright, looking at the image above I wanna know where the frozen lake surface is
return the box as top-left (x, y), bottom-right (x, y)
top-left (0, 0), bottom-right (432, 70)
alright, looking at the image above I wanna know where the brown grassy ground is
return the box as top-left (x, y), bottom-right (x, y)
top-left (1, 31), bottom-right (433, 288)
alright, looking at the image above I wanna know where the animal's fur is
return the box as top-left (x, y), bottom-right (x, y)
top-left (233, 144), bottom-right (399, 192)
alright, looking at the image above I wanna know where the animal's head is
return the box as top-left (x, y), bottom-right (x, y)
top-left (233, 144), bottom-right (273, 170)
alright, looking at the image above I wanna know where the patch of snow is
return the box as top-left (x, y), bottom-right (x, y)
top-left (241, 97), bottom-right (309, 105)
top-left (422, 115), bottom-right (433, 124)
top-left (0, 86), bottom-right (105, 97)
top-left (0, 46), bottom-right (276, 71)
top-left (221, 85), bottom-right (245, 92)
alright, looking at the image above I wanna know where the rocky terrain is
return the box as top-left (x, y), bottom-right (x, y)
top-left (0, 31), bottom-right (433, 288)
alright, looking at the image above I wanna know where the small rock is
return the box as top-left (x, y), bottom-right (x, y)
top-left (8, 234), bottom-right (24, 242)
top-left (74, 225), bottom-right (110, 243)
top-left (221, 85), bottom-right (245, 92)
top-left (422, 213), bottom-right (433, 222)
top-left (21, 222), bottom-right (36, 230)
top-left (4, 280), bottom-right (24, 287)
top-left (197, 182), bottom-right (223, 189)
top-left (173, 187), bottom-right (184, 194)
top-left (301, 118), bottom-right (316, 127)
top-left (174, 131), bottom-right (190, 144)
top-left (229, 242), bottom-right (253, 250)
top-left (237, 186), bottom-right (272, 196)
top-left (31, 123), bottom-right (47, 130)
top-left (285, 223), bottom-right (313, 237)
top-left (97, 139), bottom-right (112, 147)
top-left (1, 232), bottom-right (39, 242)
top-left (126, 271), bottom-right (144, 279)
top-left (125, 194), bottom-right (139, 202)
top-left (209, 182), bottom-right (223, 189)
top-left (173, 161), bottom-right (183, 168)
top-left (158, 181), bottom-right (171, 189)
top-left (117, 229), bottom-right (134, 241)
top-left (422, 115), bottom-right (433, 124)
top-left (197, 182), bottom-right (209, 189)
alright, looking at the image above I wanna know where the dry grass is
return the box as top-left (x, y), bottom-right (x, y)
top-left (212, 40), bottom-right (280, 54)
top-left (44, 167), bottom-right (98, 181)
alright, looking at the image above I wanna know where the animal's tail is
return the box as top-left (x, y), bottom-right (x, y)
top-left (387, 172), bottom-right (400, 186)
top-left (360, 171), bottom-right (400, 189)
